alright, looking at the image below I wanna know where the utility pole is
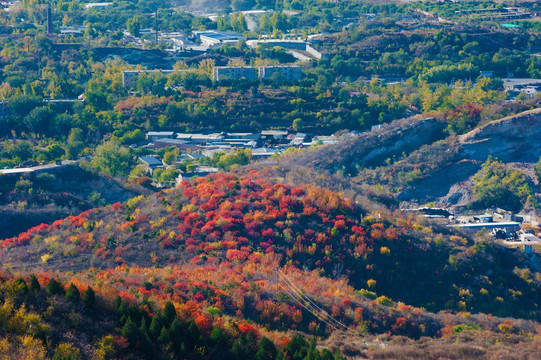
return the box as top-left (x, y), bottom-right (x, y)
top-left (155, 8), bottom-right (158, 44)
top-left (47, 4), bottom-right (53, 35)
top-left (37, 48), bottom-right (41, 79)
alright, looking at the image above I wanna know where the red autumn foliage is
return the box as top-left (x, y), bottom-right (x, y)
top-left (238, 320), bottom-right (259, 337)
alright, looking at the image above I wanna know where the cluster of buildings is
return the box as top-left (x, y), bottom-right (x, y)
top-left (157, 30), bottom-right (244, 52)
top-left (476, 74), bottom-right (541, 99)
top-left (245, 39), bottom-right (324, 60)
top-left (138, 129), bottom-right (338, 182)
top-left (84, 2), bottom-right (113, 9)
top-left (406, 206), bottom-right (541, 254)
top-left (502, 78), bottom-right (541, 98)
top-left (156, 31), bottom-right (324, 63)
top-left (213, 65), bottom-right (302, 82)
top-left (455, 6), bottom-right (531, 20)
top-left (407, 206), bottom-right (540, 253)
top-left (194, 31), bottom-right (244, 48)
top-left (456, 211), bottom-right (541, 253)
top-left (145, 130), bottom-right (330, 152)
top-left (60, 25), bottom-right (87, 36)
top-left (145, 130), bottom-right (337, 157)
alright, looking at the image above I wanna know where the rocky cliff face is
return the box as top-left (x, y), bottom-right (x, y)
top-left (291, 115), bottom-right (446, 173)
top-left (404, 108), bottom-right (541, 208)
top-left (458, 108), bottom-right (541, 163)
top-left (361, 117), bottom-right (446, 167)
top-left (262, 109), bottom-right (541, 211)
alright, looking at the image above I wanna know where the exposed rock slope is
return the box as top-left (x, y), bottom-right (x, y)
top-left (264, 108), bottom-right (541, 211)
top-left (458, 108), bottom-right (541, 163)
top-left (434, 109), bottom-right (541, 208)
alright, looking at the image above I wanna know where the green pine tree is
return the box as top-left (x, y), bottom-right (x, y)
top-left (255, 336), bottom-right (277, 360)
top-left (186, 320), bottom-right (202, 351)
top-left (13, 278), bottom-right (28, 296)
top-left (83, 286), bottom-right (95, 308)
top-left (210, 326), bottom-right (228, 351)
top-left (121, 317), bottom-right (139, 345)
top-left (113, 295), bottom-right (122, 309)
top-left (139, 319), bottom-right (154, 359)
top-left (158, 326), bottom-right (171, 345)
top-left (46, 279), bottom-right (64, 296)
top-left (65, 283), bottom-right (80, 302)
top-left (162, 301), bottom-right (176, 327)
top-left (149, 314), bottom-right (163, 339)
top-left (29, 274), bottom-right (40, 292)
top-left (170, 319), bottom-right (183, 352)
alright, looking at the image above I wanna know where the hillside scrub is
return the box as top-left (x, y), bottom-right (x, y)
top-left (0, 273), bottom-right (345, 360)
top-left (1, 172), bottom-right (540, 324)
top-left (471, 157), bottom-right (538, 211)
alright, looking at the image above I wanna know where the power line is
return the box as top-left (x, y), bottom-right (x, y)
top-left (277, 283), bottom-right (344, 333)
top-left (278, 283), bottom-right (342, 332)
top-left (276, 269), bottom-right (357, 335)
top-left (278, 273), bottom-right (346, 330)
top-left (279, 282), bottom-right (349, 333)
top-left (278, 270), bottom-right (350, 331)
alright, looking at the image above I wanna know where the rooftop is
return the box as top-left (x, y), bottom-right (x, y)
top-left (502, 23), bottom-right (521, 28)
top-left (0, 160), bottom-right (77, 175)
top-left (139, 156), bottom-right (162, 167)
top-left (252, 148), bottom-right (278, 156)
top-left (153, 139), bottom-right (190, 145)
top-left (518, 233), bottom-right (541, 243)
top-left (261, 65), bottom-right (302, 68)
top-left (203, 148), bottom-right (232, 157)
top-left (214, 66), bottom-right (256, 70)
top-left (502, 78), bottom-right (541, 87)
top-left (197, 31), bottom-right (243, 41)
top-left (1, 167), bottom-right (36, 175)
top-left (261, 130), bottom-right (288, 136)
top-left (84, 2), bottom-right (113, 9)
top-left (225, 133), bottom-right (261, 140)
top-left (148, 131), bottom-right (176, 136)
top-left (454, 221), bottom-right (521, 228)
top-left (189, 153), bottom-right (206, 160)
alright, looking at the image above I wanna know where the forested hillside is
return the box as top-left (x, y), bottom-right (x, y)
top-left (3, 0), bottom-right (541, 358)
top-left (0, 272), bottom-right (342, 359)
top-left (1, 172), bottom-right (540, 358)
top-left (262, 108), bottom-right (541, 213)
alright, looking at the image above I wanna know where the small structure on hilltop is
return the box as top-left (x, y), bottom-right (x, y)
top-left (212, 66), bottom-right (258, 81)
top-left (138, 156), bottom-right (163, 174)
top-left (194, 31), bottom-right (243, 48)
top-left (146, 131), bottom-right (176, 141)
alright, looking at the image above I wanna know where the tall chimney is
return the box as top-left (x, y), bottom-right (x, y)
top-left (155, 9), bottom-right (158, 43)
top-left (47, 5), bottom-right (52, 34)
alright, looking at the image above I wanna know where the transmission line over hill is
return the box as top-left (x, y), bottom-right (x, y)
top-left (275, 269), bottom-right (358, 336)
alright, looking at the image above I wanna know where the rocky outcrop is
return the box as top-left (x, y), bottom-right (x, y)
top-left (397, 108), bottom-right (541, 209)
top-left (294, 116), bottom-right (446, 172)
top-left (399, 159), bottom-right (480, 204)
top-left (268, 108), bottom-right (541, 211)
top-left (361, 117), bottom-right (446, 167)
top-left (436, 109), bottom-right (541, 208)
top-left (458, 108), bottom-right (541, 163)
